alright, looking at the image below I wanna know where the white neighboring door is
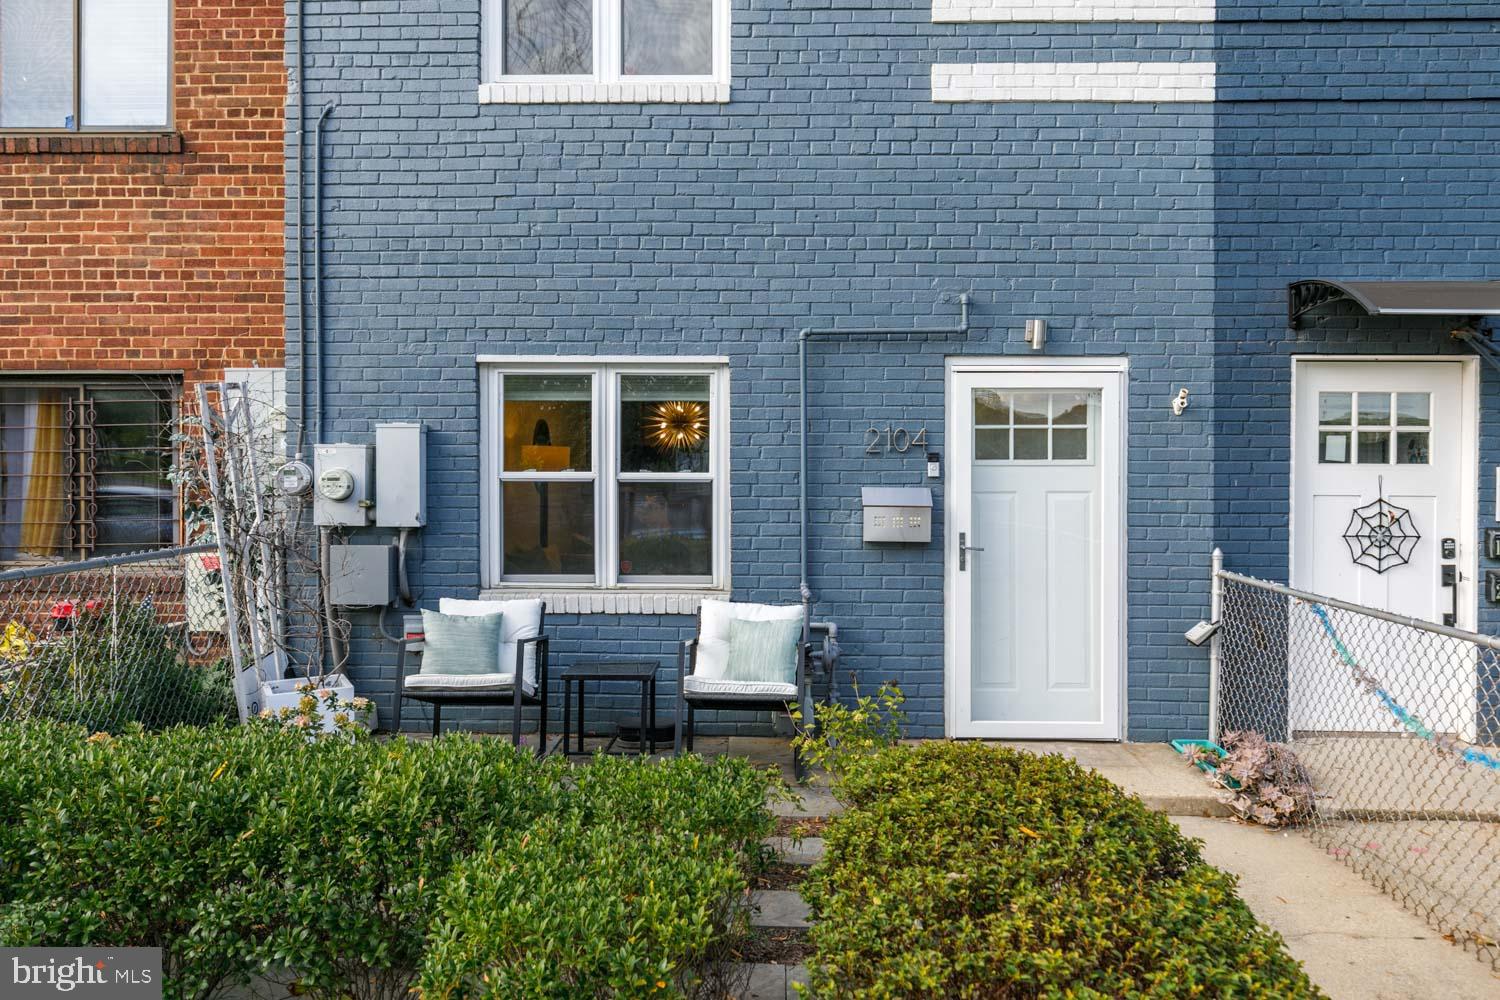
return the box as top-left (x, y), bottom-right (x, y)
top-left (949, 366), bottom-right (1123, 739)
top-left (1291, 360), bottom-right (1476, 738)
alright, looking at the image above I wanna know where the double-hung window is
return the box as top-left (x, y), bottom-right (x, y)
top-left (483, 362), bottom-right (729, 591)
top-left (0, 0), bottom-right (171, 132)
top-left (482, 0), bottom-right (730, 103)
top-left (0, 377), bottom-right (180, 563)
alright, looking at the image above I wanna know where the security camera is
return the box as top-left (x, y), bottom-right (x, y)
top-left (1184, 620), bottom-right (1219, 646)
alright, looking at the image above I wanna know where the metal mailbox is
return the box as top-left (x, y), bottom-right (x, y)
top-left (861, 487), bottom-right (933, 544)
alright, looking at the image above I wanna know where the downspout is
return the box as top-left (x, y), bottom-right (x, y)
top-left (291, 0), bottom-right (306, 458)
top-left (796, 293), bottom-right (972, 648)
top-left (312, 102), bottom-right (335, 445)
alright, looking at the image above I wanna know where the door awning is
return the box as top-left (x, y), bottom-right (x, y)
top-left (1288, 279), bottom-right (1500, 329)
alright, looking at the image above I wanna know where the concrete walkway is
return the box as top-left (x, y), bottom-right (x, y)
top-left (1176, 817), bottom-right (1500, 1000)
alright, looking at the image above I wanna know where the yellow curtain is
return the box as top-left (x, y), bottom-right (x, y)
top-left (20, 395), bottom-right (67, 557)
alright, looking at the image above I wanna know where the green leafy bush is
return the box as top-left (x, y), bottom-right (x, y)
top-left (0, 721), bottom-right (774, 1000)
top-left (791, 679), bottom-right (907, 782)
top-left (801, 742), bottom-right (1324, 999)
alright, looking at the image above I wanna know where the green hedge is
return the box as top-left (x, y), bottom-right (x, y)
top-left (0, 721), bottom-right (773, 1000)
top-left (801, 742), bottom-right (1324, 999)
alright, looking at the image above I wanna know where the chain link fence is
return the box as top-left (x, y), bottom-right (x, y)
top-left (1213, 561), bottom-right (1500, 968)
top-left (0, 544), bottom-right (235, 733)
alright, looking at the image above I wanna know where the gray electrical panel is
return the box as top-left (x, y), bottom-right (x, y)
top-left (327, 543), bottom-right (398, 606)
top-left (861, 487), bottom-right (933, 544)
top-left (313, 443), bottom-right (374, 527)
top-left (375, 422), bottom-right (426, 528)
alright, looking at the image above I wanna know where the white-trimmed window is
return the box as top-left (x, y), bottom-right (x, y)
top-left (0, 0), bottom-right (172, 132)
top-left (481, 360), bottom-right (729, 591)
top-left (480, 0), bottom-right (730, 104)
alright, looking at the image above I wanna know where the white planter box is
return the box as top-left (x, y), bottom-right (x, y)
top-left (258, 675), bottom-right (376, 733)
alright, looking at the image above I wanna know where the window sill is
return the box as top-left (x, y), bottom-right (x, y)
top-left (0, 132), bottom-right (183, 155)
top-left (478, 82), bottom-right (729, 105)
top-left (478, 588), bottom-right (730, 615)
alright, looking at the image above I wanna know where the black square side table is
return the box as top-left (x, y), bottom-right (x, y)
top-left (559, 660), bottom-right (660, 756)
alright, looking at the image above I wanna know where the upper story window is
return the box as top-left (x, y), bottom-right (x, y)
top-left (0, 378), bottom-right (180, 564)
top-left (0, 0), bottom-right (171, 132)
top-left (480, 361), bottom-right (730, 590)
top-left (482, 0), bottom-right (730, 104)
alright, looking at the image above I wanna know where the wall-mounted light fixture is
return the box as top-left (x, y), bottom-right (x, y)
top-left (1172, 388), bottom-right (1190, 416)
top-left (1024, 319), bottom-right (1046, 351)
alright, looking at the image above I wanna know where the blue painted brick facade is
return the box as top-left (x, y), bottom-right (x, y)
top-left (288, 2), bottom-right (1500, 741)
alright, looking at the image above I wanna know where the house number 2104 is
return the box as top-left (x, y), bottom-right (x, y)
top-left (864, 425), bottom-right (927, 455)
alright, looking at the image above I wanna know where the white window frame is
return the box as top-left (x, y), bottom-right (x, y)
top-left (479, 358), bottom-right (731, 597)
top-left (479, 0), bottom-right (731, 105)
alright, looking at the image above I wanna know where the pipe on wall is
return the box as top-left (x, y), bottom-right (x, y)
top-left (795, 294), bottom-right (972, 648)
top-left (291, 0), bottom-right (306, 457)
top-left (312, 102), bottom-right (335, 445)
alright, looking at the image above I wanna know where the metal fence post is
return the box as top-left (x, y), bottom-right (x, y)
top-left (1208, 546), bottom-right (1223, 743)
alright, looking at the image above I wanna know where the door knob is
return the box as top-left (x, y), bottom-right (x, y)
top-left (959, 531), bottom-right (984, 571)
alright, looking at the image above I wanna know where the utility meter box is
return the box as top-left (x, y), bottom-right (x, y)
top-left (327, 543), bottom-right (398, 606)
top-left (313, 443), bottom-right (374, 527)
top-left (861, 487), bottom-right (933, 544)
top-left (375, 422), bottom-right (426, 528)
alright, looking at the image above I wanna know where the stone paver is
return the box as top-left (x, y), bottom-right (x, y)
top-left (1176, 816), bottom-right (1500, 1000)
top-left (725, 962), bottom-right (809, 1000)
top-left (749, 889), bottom-right (811, 929)
top-left (763, 835), bottom-right (824, 866)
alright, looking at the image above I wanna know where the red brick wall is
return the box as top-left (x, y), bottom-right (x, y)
top-left (0, 0), bottom-right (285, 384)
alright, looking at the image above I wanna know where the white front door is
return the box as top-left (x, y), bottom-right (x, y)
top-left (949, 364), bottom-right (1124, 739)
top-left (1291, 360), bottom-right (1477, 737)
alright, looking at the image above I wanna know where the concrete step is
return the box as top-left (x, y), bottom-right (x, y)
top-left (748, 889), bottom-right (811, 929)
top-left (725, 962), bottom-right (809, 1000)
top-left (996, 741), bottom-right (1232, 818)
top-left (763, 835), bottom-right (825, 866)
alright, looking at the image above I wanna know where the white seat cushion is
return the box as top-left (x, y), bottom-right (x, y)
top-left (695, 599), bottom-right (803, 681)
top-left (683, 675), bottom-right (798, 701)
top-left (404, 672), bottom-right (535, 696)
top-left (439, 598), bottom-right (544, 689)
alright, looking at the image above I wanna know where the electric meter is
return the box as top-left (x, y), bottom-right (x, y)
top-left (318, 467), bottom-right (355, 502)
top-left (276, 460), bottom-right (314, 496)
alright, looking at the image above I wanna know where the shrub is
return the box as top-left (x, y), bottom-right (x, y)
top-left (790, 678), bottom-right (906, 783)
top-left (0, 721), bottom-right (774, 1000)
top-left (417, 753), bottom-right (775, 999)
top-left (801, 742), bottom-right (1324, 999)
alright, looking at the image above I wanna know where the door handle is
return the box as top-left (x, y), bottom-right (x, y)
top-left (1441, 563), bottom-right (1457, 627)
top-left (959, 531), bottom-right (984, 571)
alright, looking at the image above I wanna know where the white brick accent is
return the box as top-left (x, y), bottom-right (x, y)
top-left (478, 82), bottom-right (730, 105)
top-left (931, 62), bottom-right (1216, 103)
top-left (933, 0), bottom-right (1214, 21)
top-left (479, 589), bottom-right (730, 615)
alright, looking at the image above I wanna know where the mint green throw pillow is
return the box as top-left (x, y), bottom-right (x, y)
top-left (419, 609), bottom-right (504, 675)
top-left (725, 617), bottom-right (802, 686)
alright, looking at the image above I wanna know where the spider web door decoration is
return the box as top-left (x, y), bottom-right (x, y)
top-left (1342, 478), bottom-right (1421, 574)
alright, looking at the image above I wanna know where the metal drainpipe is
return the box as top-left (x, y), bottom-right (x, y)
top-left (291, 0), bottom-right (307, 458)
top-left (312, 102), bottom-right (335, 445)
top-left (796, 294), bottom-right (972, 648)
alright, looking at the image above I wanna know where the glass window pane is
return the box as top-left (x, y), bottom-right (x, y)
top-left (1052, 393), bottom-right (1088, 426)
top-left (1396, 393), bottom-right (1430, 427)
top-left (973, 390), bottom-right (1009, 426)
top-left (1012, 393), bottom-right (1048, 426)
top-left (1357, 431), bottom-right (1389, 464)
top-left (975, 428), bottom-right (1008, 460)
top-left (622, 0), bottom-right (712, 76)
top-left (1396, 431), bottom-right (1430, 465)
top-left (90, 388), bottom-right (174, 553)
top-left (81, 0), bottom-right (170, 128)
top-left (505, 0), bottom-right (593, 75)
top-left (504, 374), bottom-right (591, 472)
top-left (620, 374), bottom-right (711, 474)
top-left (1051, 428), bottom-right (1087, 461)
top-left (1013, 428), bottom-right (1047, 460)
top-left (1, 0), bottom-right (75, 129)
top-left (1318, 431), bottom-right (1350, 464)
top-left (1357, 392), bottom-right (1391, 426)
top-left (0, 388), bottom-right (73, 560)
top-left (1318, 392), bottom-right (1352, 426)
top-left (502, 482), bottom-right (594, 577)
top-left (618, 482), bottom-right (712, 577)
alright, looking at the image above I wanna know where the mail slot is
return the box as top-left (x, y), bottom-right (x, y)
top-left (861, 487), bottom-right (933, 544)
